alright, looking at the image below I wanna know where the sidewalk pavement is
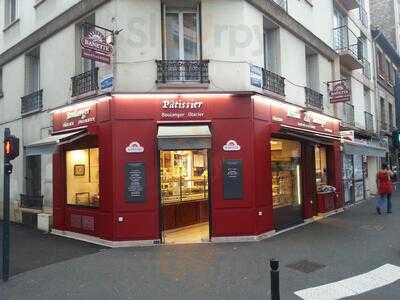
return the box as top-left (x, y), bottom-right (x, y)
top-left (1, 194), bottom-right (400, 299)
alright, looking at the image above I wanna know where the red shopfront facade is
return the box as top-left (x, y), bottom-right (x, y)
top-left (51, 93), bottom-right (342, 243)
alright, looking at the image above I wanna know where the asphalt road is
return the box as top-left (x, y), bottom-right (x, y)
top-left (1, 195), bottom-right (400, 299)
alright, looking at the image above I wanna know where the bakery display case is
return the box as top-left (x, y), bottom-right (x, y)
top-left (272, 162), bottom-right (298, 208)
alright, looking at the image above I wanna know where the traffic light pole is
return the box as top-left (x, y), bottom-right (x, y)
top-left (2, 128), bottom-right (11, 281)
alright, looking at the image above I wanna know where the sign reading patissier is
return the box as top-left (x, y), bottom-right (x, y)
top-left (160, 99), bottom-right (206, 119)
top-left (53, 104), bottom-right (96, 132)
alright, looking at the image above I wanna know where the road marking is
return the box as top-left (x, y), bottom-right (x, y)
top-left (294, 264), bottom-right (400, 300)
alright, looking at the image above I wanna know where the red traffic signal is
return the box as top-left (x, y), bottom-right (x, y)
top-left (4, 135), bottom-right (19, 161)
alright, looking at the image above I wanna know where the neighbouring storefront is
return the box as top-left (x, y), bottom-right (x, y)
top-left (341, 137), bottom-right (387, 204)
top-left (26, 93), bottom-right (342, 244)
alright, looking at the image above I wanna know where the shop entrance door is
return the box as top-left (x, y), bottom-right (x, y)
top-left (271, 138), bottom-right (303, 230)
top-left (160, 149), bottom-right (210, 244)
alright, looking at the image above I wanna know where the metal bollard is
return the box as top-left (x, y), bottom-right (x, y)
top-left (270, 259), bottom-right (280, 300)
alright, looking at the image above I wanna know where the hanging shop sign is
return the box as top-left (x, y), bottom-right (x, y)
top-left (125, 141), bottom-right (144, 153)
top-left (81, 26), bottom-right (113, 64)
top-left (53, 104), bottom-right (97, 132)
top-left (223, 140), bottom-right (241, 152)
top-left (160, 99), bottom-right (206, 119)
top-left (340, 130), bottom-right (355, 142)
top-left (327, 79), bottom-right (351, 103)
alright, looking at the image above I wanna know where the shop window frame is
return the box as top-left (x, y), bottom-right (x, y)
top-left (62, 135), bottom-right (100, 209)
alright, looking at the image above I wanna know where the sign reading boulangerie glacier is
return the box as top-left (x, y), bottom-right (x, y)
top-left (327, 79), bottom-right (351, 103)
top-left (81, 27), bottom-right (113, 64)
top-left (53, 104), bottom-right (97, 131)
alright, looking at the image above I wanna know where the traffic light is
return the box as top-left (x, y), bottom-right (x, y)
top-left (4, 135), bottom-right (19, 161)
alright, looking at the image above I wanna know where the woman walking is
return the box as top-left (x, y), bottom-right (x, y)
top-left (376, 163), bottom-right (394, 214)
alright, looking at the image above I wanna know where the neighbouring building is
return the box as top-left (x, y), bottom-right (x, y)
top-left (371, 28), bottom-right (400, 172)
top-left (369, 0), bottom-right (400, 177)
top-left (369, 0), bottom-right (400, 55)
top-left (0, 0), bottom-right (383, 245)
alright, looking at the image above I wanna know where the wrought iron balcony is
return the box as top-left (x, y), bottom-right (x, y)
top-left (364, 111), bottom-right (374, 133)
top-left (156, 60), bottom-right (210, 83)
top-left (333, 25), bottom-right (363, 70)
top-left (71, 67), bottom-right (99, 97)
top-left (305, 87), bottom-right (323, 111)
top-left (271, 0), bottom-right (287, 11)
top-left (20, 194), bottom-right (43, 210)
top-left (362, 59), bottom-right (371, 79)
top-left (21, 89), bottom-right (43, 115)
top-left (343, 103), bottom-right (355, 126)
top-left (263, 69), bottom-right (285, 96)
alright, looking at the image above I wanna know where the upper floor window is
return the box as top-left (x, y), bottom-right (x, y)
top-left (389, 103), bottom-right (393, 128)
top-left (264, 25), bottom-right (280, 74)
top-left (380, 97), bottom-right (386, 124)
top-left (164, 1), bottom-right (199, 60)
top-left (377, 51), bottom-right (384, 76)
top-left (387, 60), bottom-right (393, 84)
top-left (75, 14), bottom-right (95, 75)
top-left (25, 47), bottom-right (40, 94)
top-left (4, 0), bottom-right (17, 26)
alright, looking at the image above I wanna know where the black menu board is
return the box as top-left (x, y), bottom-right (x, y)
top-left (223, 159), bottom-right (243, 200)
top-left (125, 162), bottom-right (146, 202)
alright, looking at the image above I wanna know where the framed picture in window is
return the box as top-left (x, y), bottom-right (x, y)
top-left (74, 164), bottom-right (85, 176)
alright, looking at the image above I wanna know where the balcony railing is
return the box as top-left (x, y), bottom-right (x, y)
top-left (71, 67), bottom-right (99, 97)
top-left (364, 111), bottom-right (374, 132)
top-left (20, 194), bottom-right (43, 210)
top-left (333, 25), bottom-right (361, 60)
top-left (156, 60), bottom-right (210, 83)
top-left (343, 103), bottom-right (355, 126)
top-left (21, 89), bottom-right (43, 115)
top-left (362, 59), bottom-right (371, 79)
top-left (305, 87), bottom-right (323, 111)
top-left (263, 69), bottom-right (285, 96)
top-left (272, 0), bottom-right (287, 11)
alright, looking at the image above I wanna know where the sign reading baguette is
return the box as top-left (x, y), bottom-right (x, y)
top-left (327, 79), bottom-right (351, 103)
top-left (80, 24), bottom-right (113, 64)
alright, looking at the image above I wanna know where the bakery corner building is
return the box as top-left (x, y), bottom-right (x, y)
top-left (32, 93), bottom-right (343, 245)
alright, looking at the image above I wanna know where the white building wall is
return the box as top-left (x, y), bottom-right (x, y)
top-left (287, 0), bottom-right (335, 48)
top-left (280, 29), bottom-right (307, 107)
top-left (0, 0), bottom-right (81, 54)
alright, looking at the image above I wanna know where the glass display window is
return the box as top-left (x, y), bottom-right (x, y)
top-left (66, 148), bottom-right (99, 207)
top-left (160, 150), bottom-right (208, 204)
top-left (270, 139), bottom-right (302, 209)
top-left (315, 146), bottom-right (328, 188)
